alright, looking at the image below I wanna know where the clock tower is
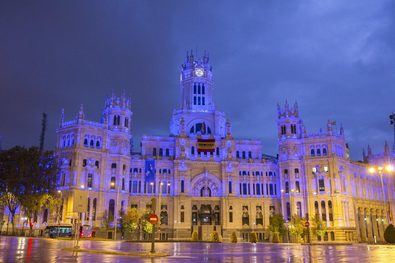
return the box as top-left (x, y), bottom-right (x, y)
top-left (170, 50), bottom-right (226, 137)
top-left (179, 50), bottom-right (215, 112)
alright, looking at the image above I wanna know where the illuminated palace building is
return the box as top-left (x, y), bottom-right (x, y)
top-left (56, 52), bottom-right (395, 242)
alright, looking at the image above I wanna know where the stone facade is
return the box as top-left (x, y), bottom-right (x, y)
top-left (54, 52), bottom-right (394, 242)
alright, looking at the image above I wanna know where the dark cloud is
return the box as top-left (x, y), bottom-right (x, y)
top-left (0, 0), bottom-right (394, 159)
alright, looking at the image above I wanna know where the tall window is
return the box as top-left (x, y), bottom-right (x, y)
top-left (228, 181), bottom-right (232, 194)
top-left (296, 201), bottom-right (302, 217)
top-left (295, 181), bottom-right (300, 193)
top-left (291, 124), bottom-right (297, 134)
top-left (109, 199), bottom-right (115, 221)
top-left (180, 180), bottom-right (184, 193)
top-left (124, 118), bottom-right (129, 128)
top-left (191, 146), bottom-right (195, 155)
top-left (328, 201), bottom-right (333, 221)
top-left (285, 181), bottom-right (289, 193)
top-left (87, 173), bottom-right (93, 188)
top-left (319, 179), bottom-right (325, 192)
top-left (110, 177), bottom-right (116, 190)
top-left (281, 125), bottom-right (286, 135)
top-left (92, 198), bottom-right (97, 220)
top-left (321, 201), bottom-right (327, 221)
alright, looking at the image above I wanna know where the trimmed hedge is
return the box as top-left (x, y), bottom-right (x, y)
top-left (384, 224), bottom-right (395, 243)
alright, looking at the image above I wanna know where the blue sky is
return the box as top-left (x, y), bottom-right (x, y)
top-left (0, 0), bottom-right (394, 159)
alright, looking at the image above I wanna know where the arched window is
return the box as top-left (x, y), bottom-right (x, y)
top-left (96, 141), bottom-right (100, 148)
top-left (87, 173), bottom-right (93, 188)
top-left (295, 181), bottom-right (300, 193)
top-left (321, 201), bottom-right (327, 221)
top-left (286, 202), bottom-right (291, 221)
top-left (317, 148), bottom-right (321, 156)
top-left (110, 177), bottom-right (116, 190)
top-left (159, 148), bottom-right (163, 156)
top-left (113, 115), bottom-right (117, 125)
top-left (328, 201), bottom-right (333, 221)
top-left (314, 201), bottom-right (319, 218)
top-left (109, 199), bottom-right (115, 221)
top-left (296, 201), bottom-right (302, 217)
top-left (330, 231), bottom-right (335, 241)
top-left (311, 148), bottom-right (315, 156)
top-left (90, 140), bottom-right (94, 147)
top-left (86, 197), bottom-right (91, 220)
top-left (191, 146), bottom-right (195, 155)
top-left (122, 178), bottom-right (125, 191)
top-left (323, 147), bottom-right (327, 156)
top-left (92, 198), bottom-right (97, 220)
top-left (285, 181), bottom-right (289, 193)
top-left (242, 151), bottom-right (246, 159)
top-left (60, 173), bottom-right (66, 186)
top-left (124, 118), bottom-right (129, 128)
top-left (84, 138), bottom-right (88, 146)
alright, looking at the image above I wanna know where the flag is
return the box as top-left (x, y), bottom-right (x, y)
top-left (145, 159), bottom-right (156, 182)
top-left (197, 138), bottom-right (216, 154)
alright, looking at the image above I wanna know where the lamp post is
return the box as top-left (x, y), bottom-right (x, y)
top-left (112, 179), bottom-right (121, 241)
top-left (57, 190), bottom-right (62, 238)
top-left (368, 164), bottom-right (394, 223)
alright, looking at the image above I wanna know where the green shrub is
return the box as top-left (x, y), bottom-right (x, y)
top-left (230, 232), bottom-right (238, 243)
top-left (250, 232), bottom-right (257, 243)
top-left (210, 231), bottom-right (220, 242)
top-left (191, 231), bottom-right (198, 241)
top-left (384, 224), bottom-right (395, 243)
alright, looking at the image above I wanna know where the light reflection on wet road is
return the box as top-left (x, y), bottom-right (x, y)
top-left (0, 236), bottom-right (394, 262)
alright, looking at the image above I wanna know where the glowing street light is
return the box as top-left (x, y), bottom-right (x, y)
top-left (368, 164), bottom-right (394, 223)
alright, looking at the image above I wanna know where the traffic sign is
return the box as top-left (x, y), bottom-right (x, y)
top-left (148, 214), bottom-right (159, 225)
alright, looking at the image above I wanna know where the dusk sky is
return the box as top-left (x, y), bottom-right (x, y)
top-left (1, 0), bottom-right (394, 159)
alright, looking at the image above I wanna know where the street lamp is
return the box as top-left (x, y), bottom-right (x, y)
top-left (368, 164), bottom-right (394, 223)
top-left (113, 178), bottom-right (121, 241)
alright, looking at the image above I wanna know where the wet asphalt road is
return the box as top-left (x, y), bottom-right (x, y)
top-left (0, 236), bottom-right (395, 262)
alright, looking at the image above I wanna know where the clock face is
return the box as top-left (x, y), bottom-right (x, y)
top-left (194, 68), bottom-right (204, 77)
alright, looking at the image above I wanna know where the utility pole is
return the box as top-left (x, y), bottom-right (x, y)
top-left (390, 113), bottom-right (395, 152)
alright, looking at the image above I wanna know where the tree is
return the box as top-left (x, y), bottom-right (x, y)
top-left (230, 232), bottom-right (238, 243)
top-left (142, 220), bottom-right (153, 234)
top-left (288, 214), bottom-right (306, 243)
top-left (191, 231), bottom-right (198, 241)
top-left (312, 214), bottom-right (327, 241)
top-left (121, 208), bottom-right (141, 239)
top-left (0, 192), bottom-right (19, 235)
top-left (269, 214), bottom-right (286, 243)
top-left (384, 224), bottom-right (395, 243)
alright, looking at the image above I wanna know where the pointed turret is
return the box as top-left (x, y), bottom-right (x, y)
top-left (76, 104), bottom-right (84, 123)
top-left (339, 123), bottom-right (344, 136)
top-left (367, 145), bottom-right (372, 157)
top-left (60, 108), bottom-right (65, 127)
top-left (362, 148), bottom-right (367, 162)
top-left (225, 119), bottom-right (232, 139)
